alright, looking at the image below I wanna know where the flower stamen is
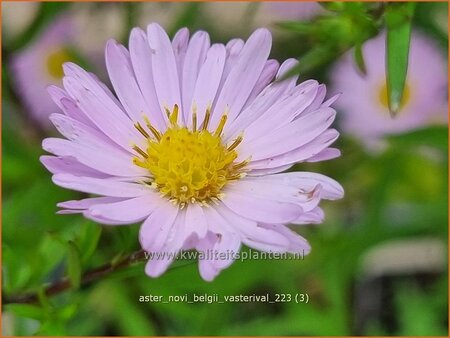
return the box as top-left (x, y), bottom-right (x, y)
top-left (132, 144), bottom-right (148, 158)
top-left (227, 133), bottom-right (243, 152)
top-left (201, 106), bottom-right (211, 131)
top-left (134, 122), bottom-right (150, 139)
top-left (214, 114), bottom-right (228, 137)
top-left (132, 105), bottom-right (247, 205)
top-left (192, 106), bottom-right (198, 132)
top-left (142, 116), bottom-right (161, 141)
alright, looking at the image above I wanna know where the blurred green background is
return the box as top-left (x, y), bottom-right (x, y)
top-left (2, 2), bottom-right (448, 336)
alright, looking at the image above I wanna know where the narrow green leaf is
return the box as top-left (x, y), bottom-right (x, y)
top-left (67, 241), bottom-right (82, 290)
top-left (78, 222), bottom-right (102, 264)
top-left (353, 42), bottom-right (367, 75)
top-left (319, 2), bottom-right (345, 12)
top-left (385, 2), bottom-right (416, 116)
top-left (5, 304), bottom-right (45, 320)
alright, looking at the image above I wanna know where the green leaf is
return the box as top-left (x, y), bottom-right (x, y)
top-left (353, 42), bottom-right (367, 74)
top-left (277, 45), bottom-right (334, 81)
top-left (169, 2), bottom-right (202, 35)
top-left (386, 126), bottom-right (448, 152)
top-left (5, 304), bottom-right (45, 321)
top-left (67, 241), bottom-right (82, 290)
top-left (276, 21), bottom-right (314, 35)
top-left (78, 222), bottom-right (102, 264)
top-left (319, 2), bottom-right (345, 12)
top-left (385, 2), bottom-right (416, 116)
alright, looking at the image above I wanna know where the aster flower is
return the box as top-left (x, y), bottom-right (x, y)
top-left (264, 1), bottom-right (325, 21)
top-left (331, 31), bottom-right (447, 147)
top-left (41, 23), bottom-right (343, 281)
top-left (10, 15), bottom-right (78, 129)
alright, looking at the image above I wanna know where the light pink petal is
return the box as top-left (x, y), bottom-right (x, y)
top-left (242, 80), bottom-right (319, 142)
top-left (144, 208), bottom-right (188, 277)
top-left (291, 207), bottom-right (325, 225)
top-left (260, 223), bottom-right (311, 254)
top-left (239, 107), bottom-right (336, 161)
top-left (221, 38), bottom-right (245, 81)
top-left (62, 65), bottom-right (141, 150)
top-left (40, 155), bottom-right (108, 178)
top-left (301, 84), bottom-right (327, 116)
top-left (62, 62), bottom-right (123, 109)
top-left (226, 177), bottom-right (321, 212)
top-left (83, 211), bottom-right (134, 226)
top-left (49, 113), bottom-right (120, 148)
top-left (52, 173), bottom-right (150, 197)
top-left (213, 231), bottom-right (241, 270)
top-left (247, 128), bottom-right (339, 169)
top-left (223, 58), bottom-right (299, 141)
top-left (202, 211), bottom-right (243, 268)
top-left (248, 164), bottom-right (293, 176)
top-left (195, 229), bottom-right (240, 281)
top-left (198, 260), bottom-right (219, 281)
top-left (181, 31), bottom-right (210, 122)
top-left (105, 39), bottom-right (154, 123)
top-left (87, 194), bottom-right (160, 223)
top-left (212, 205), bottom-right (291, 252)
top-left (139, 198), bottom-right (179, 252)
top-left (260, 172), bottom-right (344, 200)
top-left (213, 38), bottom-right (244, 105)
top-left (129, 28), bottom-right (167, 130)
top-left (243, 59), bottom-right (279, 109)
top-left (276, 58), bottom-right (300, 82)
top-left (196, 233), bottom-right (220, 281)
top-left (187, 44), bottom-right (226, 129)
top-left (307, 147), bottom-right (341, 162)
top-left (220, 188), bottom-right (302, 223)
top-left (171, 27), bottom-right (190, 85)
top-left (58, 197), bottom-right (124, 210)
top-left (42, 136), bottom-right (144, 178)
top-left (322, 93), bottom-right (340, 108)
top-left (210, 28), bottom-right (272, 129)
top-left (88, 71), bottom-right (126, 110)
top-left (47, 86), bottom-right (97, 128)
top-left (147, 23), bottom-right (182, 121)
top-left (59, 97), bottom-right (98, 129)
top-left (47, 85), bottom-right (71, 111)
top-left (185, 203), bottom-right (208, 239)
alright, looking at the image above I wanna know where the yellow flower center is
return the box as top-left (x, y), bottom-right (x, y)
top-left (378, 81), bottom-right (411, 112)
top-left (46, 48), bottom-right (72, 79)
top-left (132, 105), bottom-right (248, 206)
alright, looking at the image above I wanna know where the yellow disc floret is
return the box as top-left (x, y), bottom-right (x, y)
top-left (46, 47), bottom-right (73, 79)
top-left (378, 81), bottom-right (411, 112)
top-left (132, 105), bottom-right (247, 206)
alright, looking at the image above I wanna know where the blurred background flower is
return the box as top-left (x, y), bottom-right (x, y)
top-left (9, 15), bottom-right (80, 129)
top-left (261, 1), bottom-right (326, 21)
top-left (2, 1), bottom-right (448, 336)
top-left (331, 30), bottom-right (448, 148)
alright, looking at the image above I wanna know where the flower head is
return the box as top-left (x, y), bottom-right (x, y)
top-left (10, 15), bottom-right (79, 129)
top-left (265, 1), bottom-right (325, 21)
top-left (331, 31), bottom-right (447, 147)
top-left (41, 23), bottom-right (343, 281)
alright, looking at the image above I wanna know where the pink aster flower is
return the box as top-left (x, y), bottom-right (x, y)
top-left (331, 31), bottom-right (447, 147)
top-left (41, 23), bottom-right (343, 281)
top-left (10, 15), bottom-right (77, 129)
top-left (264, 1), bottom-right (325, 21)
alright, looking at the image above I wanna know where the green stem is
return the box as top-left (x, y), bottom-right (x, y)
top-left (4, 250), bottom-right (147, 305)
